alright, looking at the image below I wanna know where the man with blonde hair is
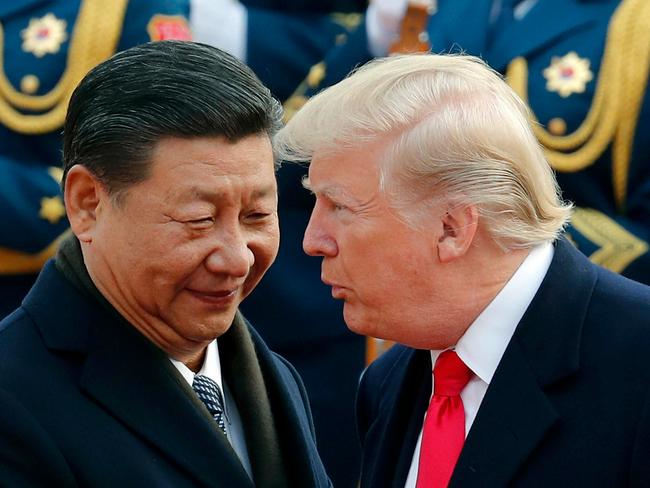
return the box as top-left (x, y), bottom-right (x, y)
top-left (277, 53), bottom-right (650, 487)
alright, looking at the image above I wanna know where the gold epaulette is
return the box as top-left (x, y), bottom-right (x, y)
top-left (0, 0), bottom-right (128, 134)
top-left (506, 0), bottom-right (650, 211)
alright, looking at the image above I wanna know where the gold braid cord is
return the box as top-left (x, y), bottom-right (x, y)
top-left (0, 0), bottom-right (128, 134)
top-left (506, 0), bottom-right (650, 210)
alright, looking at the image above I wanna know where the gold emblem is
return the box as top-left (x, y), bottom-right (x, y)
top-left (543, 52), bottom-right (593, 98)
top-left (21, 13), bottom-right (68, 58)
top-left (39, 196), bottom-right (66, 224)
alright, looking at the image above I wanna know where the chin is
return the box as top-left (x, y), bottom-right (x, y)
top-left (342, 314), bottom-right (376, 338)
top-left (174, 314), bottom-right (235, 342)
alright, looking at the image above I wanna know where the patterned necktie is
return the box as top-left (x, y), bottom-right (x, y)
top-left (416, 351), bottom-right (473, 488)
top-left (192, 374), bottom-right (227, 436)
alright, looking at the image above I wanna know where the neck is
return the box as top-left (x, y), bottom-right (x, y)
top-left (422, 234), bottom-right (531, 350)
top-left (184, 348), bottom-right (207, 373)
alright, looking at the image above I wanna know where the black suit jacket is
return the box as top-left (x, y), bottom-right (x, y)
top-left (0, 262), bottom-right (330, 487)
top-left (357, 239), bottom-right (650, 487)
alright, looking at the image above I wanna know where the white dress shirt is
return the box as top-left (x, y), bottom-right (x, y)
top-left (170, 340), bottom-right (253, 479)
top-left (404, 242), bottom-right (554, 487)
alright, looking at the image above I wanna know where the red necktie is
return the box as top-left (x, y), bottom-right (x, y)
top-left (416, 350), bottom-right (473, 488)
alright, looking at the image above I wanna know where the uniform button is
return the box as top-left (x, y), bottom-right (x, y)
top-left (20, 74), bottom-right (40, 94)
top-left (547, 117), bottom-right (567, 135)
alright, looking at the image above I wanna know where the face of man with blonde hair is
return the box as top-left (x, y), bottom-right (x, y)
top-left (302, 139), bottom-right (481, 350)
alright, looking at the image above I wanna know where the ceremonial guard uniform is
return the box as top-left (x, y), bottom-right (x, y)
top-left (0, 0), bottom-right (191, 318)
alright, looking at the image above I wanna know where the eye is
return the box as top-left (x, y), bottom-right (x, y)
top-left (186, 217), bottom-right (214, 228)
top-left (329, 200), bottom-right (348, 212)
top-left (244, 211), bottom-right (272, 223)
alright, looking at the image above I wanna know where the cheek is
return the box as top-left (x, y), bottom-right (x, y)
top-left (246, 227), bottom-right (280, 281)
top-left (137, 237), bottom-right (206, 291)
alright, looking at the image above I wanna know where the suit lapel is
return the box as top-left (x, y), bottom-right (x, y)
top-left (452, 238), bottom-right (597, 486)
top-left (80, 319), bottom-right (253, 487)
top-left (487, 0), bottom-right (607, 70)
top-left (362, 348), bottom-right (431, 488)
top-left (451, 340), bottom-right (559, 486)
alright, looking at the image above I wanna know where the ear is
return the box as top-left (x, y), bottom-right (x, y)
top-left (64, 165), bottom-right (107, 243)
top-left (437, 204), bottom-right (479, 263)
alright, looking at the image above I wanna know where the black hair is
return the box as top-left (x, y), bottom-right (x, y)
top-left (62, 40), bottom-right (283, 196)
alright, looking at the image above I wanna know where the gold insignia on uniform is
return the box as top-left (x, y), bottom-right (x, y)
top-left (543, 52), bottom-right (593, 98)
top-left (20, 74), bottom-right (40, 94)
top-left (571, 207), bottom-right (648, 273)
top-left (307, 62), bottom-right (326, 88)
top-left (39, 196), bottom-right (66, 224)
top-left (21, 13), bottom-right (68, 58)
top-left (147, 15), bottom-right (192, 42)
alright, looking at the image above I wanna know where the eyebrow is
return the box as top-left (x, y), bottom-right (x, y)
top-left (302, 176), bottom-right (361, 205)
top-left (183, 184), bottom-right (277, 202)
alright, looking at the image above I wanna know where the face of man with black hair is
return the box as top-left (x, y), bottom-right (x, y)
top-left (69, 134), bottom-right (279, 364)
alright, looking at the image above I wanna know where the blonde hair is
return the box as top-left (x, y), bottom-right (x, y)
top-left (276, 53), bottom-right (572, 249)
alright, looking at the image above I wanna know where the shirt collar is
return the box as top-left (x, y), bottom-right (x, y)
top-left (169, 339), bottom-right (224, 392)
top-left (431, 241), bottom-right (554, 383)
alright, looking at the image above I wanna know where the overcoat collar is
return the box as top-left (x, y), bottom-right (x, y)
top-left (23, 262), bottom-right (253, 487)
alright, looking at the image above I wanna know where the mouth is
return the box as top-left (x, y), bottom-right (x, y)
top-left (322, 277), bottom-right (347, 299)
top-left (186, 287), bottom-right (238, 306)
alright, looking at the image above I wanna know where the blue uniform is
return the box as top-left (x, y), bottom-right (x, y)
top-left (288, 0), bottom-right (650, 285)
top-left (245, 3), bottom-right (364, 101)
top-left (0, 0), bottom-right (191, 318)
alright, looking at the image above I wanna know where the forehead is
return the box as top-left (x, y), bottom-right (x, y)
top-left (306, 143), bottom-right (384, 196)
top-left (146, 135), bottom-right (276, 193)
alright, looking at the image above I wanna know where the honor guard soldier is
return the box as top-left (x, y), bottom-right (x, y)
top-left (0, 0), bottom-right (191, 319)
top-left (285, 0), bottom-right (650, 367)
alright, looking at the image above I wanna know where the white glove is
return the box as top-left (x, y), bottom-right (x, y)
top-left (366, 0), bottom-right (409, 57)
top-left (190, 0), bottom-right (248, 61)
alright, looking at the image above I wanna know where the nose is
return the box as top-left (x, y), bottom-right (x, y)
top-left (303, 208), bottom-right (338, 257)
top-left (205, 227), bottom-right (254, 278)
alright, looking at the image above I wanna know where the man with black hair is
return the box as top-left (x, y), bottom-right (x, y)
top-left (0, 40), bottom-right (330, 487)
